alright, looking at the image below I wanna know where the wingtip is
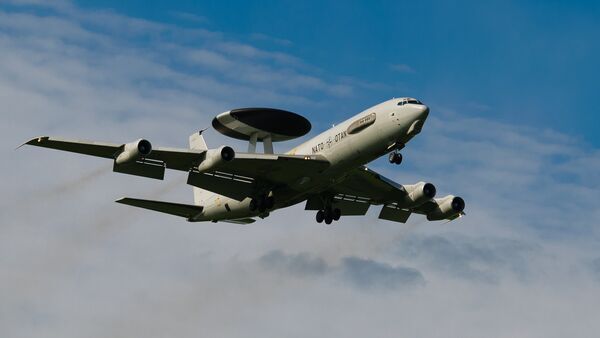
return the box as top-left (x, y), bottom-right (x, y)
top-left (115, 197), bottom-right (130, 204)
top-left (16, 136), bottom-right (49, 150)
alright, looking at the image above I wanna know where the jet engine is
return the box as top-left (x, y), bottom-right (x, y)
top-left (401, 181), bottom-right (436, 207)
top-left (115, 139), bottom-right (152, 165)
top-left (197, 146), bottom-right (235, 173)
top-left (426, 195), bottom-right (465, 221)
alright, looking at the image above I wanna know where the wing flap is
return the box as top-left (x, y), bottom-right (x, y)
top-left (113, 160), bottom-right (165, 180)
top-left (378, 205), bottom-right (411, 223)
top-left (216, 153), bottom-right (330, 185)
top-left (116, 197), bottom-right (203, 219)
top-left (304, 194), bottom-right (371, 216)
top-left (187, 171), bottom-right (254, 201)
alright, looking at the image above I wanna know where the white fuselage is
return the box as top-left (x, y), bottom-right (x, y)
top-left (196, 98), bottom-right (429, 222)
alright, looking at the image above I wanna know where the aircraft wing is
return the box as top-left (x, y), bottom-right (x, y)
top-left (304, 166), bottom-right (407, 217)
top-left (187, 152), bottom-right (330, 201)
top-left (331, 166), bottom-right (408, 203)
top-left (21, 136), bottom-right (205, 176)
top-left (21, 136), bottom-right (330, 199)
top-left (215, 152), bottom-right (330, 184)
top-left (306, 166), bottom-right (464, 222)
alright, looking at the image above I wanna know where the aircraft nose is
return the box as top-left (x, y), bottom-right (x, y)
top-left (418, 104), bottom-right (430, 119)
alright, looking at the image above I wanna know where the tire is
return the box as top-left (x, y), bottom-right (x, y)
top-left (265, 196), bottom-right (275, 209)
top-left (389, 152), bottom-right (397, 164)
top-left (325, 215), bottom-right (333, 225)
top-left (257, 197), bottom-right (266, 213)
top-left (316, 210), bottom-right (324, 223)
top-left (333, 208), bottom-right (341, 221)
top-left (394, 153), bottom-right (403, 165)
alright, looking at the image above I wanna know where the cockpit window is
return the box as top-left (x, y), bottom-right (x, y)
top-left (398, 98), bottom-right (423, 106)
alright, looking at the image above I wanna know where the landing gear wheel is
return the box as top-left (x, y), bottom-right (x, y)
top-left (257, 197), bottom-right (266, 213)
top-left (333, 208), bottom-right (341, 221)
top-left (389, 152), bottom-right (402, 165)
top-left (316, 210), bottom-right (324, 223)
top-left (265, 196), bottom-right (275, 209)
top-left (394, 153), bottom-right (402, 164)
top-left (324, 208), bottom-right (333, 225)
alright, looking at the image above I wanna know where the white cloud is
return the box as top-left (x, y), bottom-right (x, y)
top-left (1, 2), bottom-right (600, 338)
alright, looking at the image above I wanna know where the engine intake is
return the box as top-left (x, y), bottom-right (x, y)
top-left (115, 139), bottom-right (152, 165)
top-left (400, 181), bottom-right (436, 207)
top-left (197, 146), bottom-right (235, 173)
top-left (426, 196), bottom-right (465, 221)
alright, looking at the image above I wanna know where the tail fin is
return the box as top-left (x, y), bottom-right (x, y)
top-left (189, 131), bottom-right (210, 205)
top-left (189, 130), bottom-right (208, 151)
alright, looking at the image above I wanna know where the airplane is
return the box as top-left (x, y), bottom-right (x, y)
top-left (21, 97), bottom-right (465, 225)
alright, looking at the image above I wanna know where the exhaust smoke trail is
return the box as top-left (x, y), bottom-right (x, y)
top-left (3, 175), bottom-right (187, 302)
top-left (39, 165), bottom-right (110, 198)
top-left (0, 165), bottom-right (109, 217)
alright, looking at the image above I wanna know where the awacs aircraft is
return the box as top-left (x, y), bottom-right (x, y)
top-left (22, 97), bottom-right (465, 225)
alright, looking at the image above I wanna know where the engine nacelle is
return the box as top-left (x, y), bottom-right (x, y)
top-left (401, 181), bottom-right (436, 207)
top-left (426, 195), bottom-right (466, 221)
top-left (115, 139), bottom-right (152, 165)
top-left (197, 146), bottom-right (235, 173)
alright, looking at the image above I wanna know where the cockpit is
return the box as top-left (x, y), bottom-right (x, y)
top-left (397, 98), bottom-right (423, 106)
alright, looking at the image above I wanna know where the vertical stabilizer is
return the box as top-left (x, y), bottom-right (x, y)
top-left (189, 131), bottom-right (210, 205)
top-left (189, 131), bottom-right (208, 151)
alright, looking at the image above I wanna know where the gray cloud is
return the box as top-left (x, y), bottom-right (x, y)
top-left (259, 250), bottom-right (424, 290)
top-left (590, 258), bottom-right (600, 281)
top-left (396, 234), bottom-right (537, 283)
top-left (340, 256), bottom-right (425, 289)
top-left (259, 250), bottom-right (329, 277)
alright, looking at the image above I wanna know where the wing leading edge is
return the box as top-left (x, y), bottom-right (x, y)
top-left (22, 136), bottom-right (208, 180)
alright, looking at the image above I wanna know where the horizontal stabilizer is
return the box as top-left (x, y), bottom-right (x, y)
top-left (116, 197), bottom-right (203, 220)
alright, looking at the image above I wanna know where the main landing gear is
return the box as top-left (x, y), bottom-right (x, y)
top-left (249, 195), bottom-right (274, 213)
top-left (316, 207), bottom-right (341, 225)
top-left (389, 151), bottom-right (402, 165)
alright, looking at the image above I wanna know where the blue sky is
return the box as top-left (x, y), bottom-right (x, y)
top-left (75, 0), bottom-right (600, 145)
top-left (1, 1), bottom-right (600, 337)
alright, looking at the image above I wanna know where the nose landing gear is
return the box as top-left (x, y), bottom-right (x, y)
top-left (389, 151), bottom-right (402, 165)
top-left (316, 207), bottom-right (341, 225)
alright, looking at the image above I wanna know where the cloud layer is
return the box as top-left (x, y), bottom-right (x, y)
top-left (1, 2), bottom-right (600, 338)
